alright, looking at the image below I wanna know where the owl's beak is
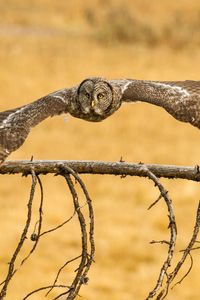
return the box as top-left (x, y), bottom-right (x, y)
top-left (91, 100), bottom-right (96, 108)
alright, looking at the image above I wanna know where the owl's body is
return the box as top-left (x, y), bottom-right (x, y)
top-left (0, 77), bottom-right (200, 163)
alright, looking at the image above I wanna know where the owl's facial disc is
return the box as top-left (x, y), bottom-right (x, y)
top-left (91, 82), bottom-right (113, 115)
top-left (77, 79), bottom-right (115, 120)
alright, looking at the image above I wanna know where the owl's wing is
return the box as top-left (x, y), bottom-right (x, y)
top-left (0, 87), bottom-right (78, 163)
top-left (114, 79), bottom-right (200, 102)
top-left (164, 80), bottom-right (200, 95)
top-left (0, 105), bottom-right (30, 163)
top-left (114, 79), bottom-right (200, 129)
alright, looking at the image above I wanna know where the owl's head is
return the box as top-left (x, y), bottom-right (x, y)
top-left (76, 77), bottom-right (122, 121)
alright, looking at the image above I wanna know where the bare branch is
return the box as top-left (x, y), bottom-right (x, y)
top-left (51, 173), bottom-right (87, 300)
top-left (172, 252), bottom-right (193, 289)
top-left (1, 159), bottom-right (199, 300)
top-left (21, 175), bottom-right (44, 265)
top-left (0, 169), bottom-right (37, 299)
top-left (61, 165), bottom-right (95, 282)
top-left (0, 160), bottom-right (200, 181)
top-left (141, 166), bottom-right (177, 300)
top-left (46, 255), bottom-right (82, 297)
top-left (159, 200), bottom-right (200, 297)
top-left (19, 164), bottom-right (95, 300)
top-left (22, 284), bottom-right (70, 300)
top-left (148, 194), bottom-right (162, 210)
top-left (39, 209), bottom-right (77, 238)
top-left (65, 172), bottom-right (92, 299)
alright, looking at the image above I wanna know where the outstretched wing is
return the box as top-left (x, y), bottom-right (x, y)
top-left (117, 79), bottom-right (200, 101)
top-left (162, 80), bottom-right (200, 95)
top-left (116, 79), bottom-right (200, 129)
top-left (0, 105), bottom-right (30, 163)
top-left (0, 87), bottom-right (74, 164)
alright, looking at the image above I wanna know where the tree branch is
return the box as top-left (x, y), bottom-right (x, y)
top-left (0, 160), bottom-right (200, 181)
top-left (1, 159), bottom-right (200, 300)
top-left (0, 169), bottom-right (37, 299)
top-left (142, 165), bottom-right (177, 300)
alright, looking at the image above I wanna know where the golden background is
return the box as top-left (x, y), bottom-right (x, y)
top-left (1, 1), bottom-right (200, 299)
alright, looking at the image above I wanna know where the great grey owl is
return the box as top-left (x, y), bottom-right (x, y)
top-left (0, 77), bottom-right (121, 163)
top-left (1, 77), bottom-right (200, 163)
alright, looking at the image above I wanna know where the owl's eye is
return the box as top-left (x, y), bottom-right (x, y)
top-left (84, 92), bottom-right (90, 99)
top-left (97, 93), bottom-right (104, 100)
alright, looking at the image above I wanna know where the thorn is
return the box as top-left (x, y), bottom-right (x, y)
top-left (119, 156), bottom-right (125, 163)
top-left (120, 174), bottom-right (126, 178)
top-left (80, 276), bottom-right (89, 285)
top-left (194, 165), bottom-right (200, 175)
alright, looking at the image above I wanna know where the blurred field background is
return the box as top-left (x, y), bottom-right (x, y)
top-left (1, 0), bottom-right (200, 299)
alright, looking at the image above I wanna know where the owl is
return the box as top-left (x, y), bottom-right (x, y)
top-left (1, 77), bottom-right (200, 163)
top-left (72, 77), bottom-right (200, 129)
top-left (0, 77), bottom-right (121, 163)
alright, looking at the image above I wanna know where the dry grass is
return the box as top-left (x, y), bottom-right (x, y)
top-left (1, 1), bottom-right (200, 299)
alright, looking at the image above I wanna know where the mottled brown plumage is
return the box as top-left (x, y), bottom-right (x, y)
top-left (1, 77), bottom-right (200, 163)
top-left (0, 78), bottom-right (120, 163)
top-left (118, 79), bottom-right (200, 128)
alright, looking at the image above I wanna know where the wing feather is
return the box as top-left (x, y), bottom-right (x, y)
top-left (119, 79), bottom-right (200, 129)
top-left (0, 88), bottom-right (71, 163)
top-left (157, 80), bottom-right (200, 95)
